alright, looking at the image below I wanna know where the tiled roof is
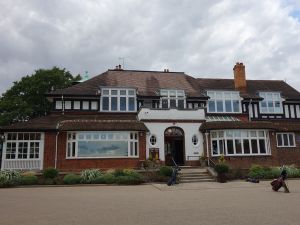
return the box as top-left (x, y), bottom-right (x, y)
top-left (0, 114), bottom-right (148, 132)
top-left (200, 121), bottom-right (300, 132)
top-left (197, 78), bottom-right (300, 100)
top-left (49, 70), bottom-right (206, 98)
top-left (199, 121), bottom-right (276, 132)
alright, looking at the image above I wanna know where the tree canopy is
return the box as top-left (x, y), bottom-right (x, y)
top-left (0, 67), bottom-right (81, 126)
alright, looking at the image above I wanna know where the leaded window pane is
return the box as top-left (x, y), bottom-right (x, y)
top-left (259, 140), bottom-right (266, 153)
top-left (178, 100), bottom-right (184, 109)
top-left (208, 100), bottom-right (215, 112)
top-left (225, 100), bottom-right (232, 112)
top-left (243, 139), bottom-right (250, 154)
top-left (128, 97), bottom-right (135, 111)
top-left (216, 100), bottom-right (223, 112)
top-left (277, 134), bottom-right (282, 146)
top-left (227, 140), bottom-right (234, 154)
top-left (120, 97), bottom-right (127, 111)
top-left (102, 97), bottom-right (109, 111)
top-left (251, 140), bottom-right (258, 153)
top-left (283, 134), bottom-right (289, 146)
top-left (235, 140), bottom-right (242, 154)
top-left (289, 134), bottom-right (294, 146)
top-left (111, 97), bottom-right (118, 111)
top-left (212, 140), bottom-right (218, 155)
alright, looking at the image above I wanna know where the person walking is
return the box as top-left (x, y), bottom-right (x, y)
top-left (271, 166), bottom-right (290, 193)
top-left (280, 168), bottom-right (290, 193)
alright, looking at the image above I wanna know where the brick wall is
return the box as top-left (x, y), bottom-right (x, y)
top-left (203, 131), bottom-right (300, 169)
top-left (43, 131), bottom-right (147, 172)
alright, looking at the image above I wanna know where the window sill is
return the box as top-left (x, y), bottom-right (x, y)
top-left (211, 154), bottom-right (271, 157)
top-left (66, 156), bottom-right (139, 160)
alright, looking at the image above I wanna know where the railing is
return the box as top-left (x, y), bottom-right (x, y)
top-left (208, 158), bottom-right (216, 167)
top-left (2, 159), bottom-right (42, 170)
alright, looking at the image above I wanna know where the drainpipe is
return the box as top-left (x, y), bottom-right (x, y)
top-left (54, 122), bottom-right (61, 169)
top-left (205, 132), bottom-right (210, 167)
top-left (62, 94), bottom-right (64, 115)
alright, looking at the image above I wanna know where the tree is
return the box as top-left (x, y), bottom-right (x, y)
top-left (0, 67), bottom-right (81, 126)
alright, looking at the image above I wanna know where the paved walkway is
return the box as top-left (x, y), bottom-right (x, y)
top-left (0, 180), bottom-right (300, 225)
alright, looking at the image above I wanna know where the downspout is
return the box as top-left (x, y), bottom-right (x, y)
top-left (205, 132), bottom-right (210, 167)
top-left (54, 122), bottom-right (60, 169)
top-left (62, 94), bottom-right (64, 115)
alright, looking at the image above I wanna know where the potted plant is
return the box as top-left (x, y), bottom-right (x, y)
top-left (214, 163), bottom-right (229, 183)
top-left (199, 153), bottom-right (207, 167)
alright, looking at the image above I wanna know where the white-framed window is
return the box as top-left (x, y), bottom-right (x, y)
top-left (64, 101), bottom-right (72, 110)
top-left (160, 89), bottom-right (185, 109)
top-left (55, 100), bottom-right (62, 110)
top-left (259, 92), bottom-right (282, 114)
top-left (207, 91), bottom-right (241, 113)
top-left (210, 130), bottom-right (270, 156)
top-left (91, 101), bottom-right (98, 110)
top-left (276, 133), bottom-right (296, 147)
top-left (192, 135), bottom-right (199, 146)
top-left (4, 133), bottom-right (43, 159)
top-left (101, 88), bottom-right (136, 112)
top-left (66, 131), bottom-right (139, 158)
top-left (82, 101), bottom-right (89, 110)
top-left (73, 101), bottom-right (80, 110)
top-left (149, 135), bottom-right (157, 146)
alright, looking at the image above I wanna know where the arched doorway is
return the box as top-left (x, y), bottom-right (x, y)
top-left (164, 127), bottom-right (185, 166)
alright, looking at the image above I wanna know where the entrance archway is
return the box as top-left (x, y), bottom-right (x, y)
top-left (164, 127), bottom-right (185, 166)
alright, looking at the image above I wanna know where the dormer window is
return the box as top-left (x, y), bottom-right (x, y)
top-left (101, 88), bottom-right (136, 112)
top-left (207, 91), bottom-right (241, 113)
top-left (259, 92), bottom-right (282, 114)
top-left (160, 89), bottom-right (185, 109)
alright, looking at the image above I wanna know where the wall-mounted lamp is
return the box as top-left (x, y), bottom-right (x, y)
top-left (0, 134), bottom-right (5, 142)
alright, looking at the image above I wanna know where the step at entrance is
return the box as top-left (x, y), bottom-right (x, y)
top-left (179, 167), bottom-right (215, 183)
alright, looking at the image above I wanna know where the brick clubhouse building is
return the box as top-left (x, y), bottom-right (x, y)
top-left (1, 63), bottom-right (300, 171)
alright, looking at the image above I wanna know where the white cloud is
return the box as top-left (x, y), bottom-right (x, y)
top-left (0, 0), bottom-right (300, 94)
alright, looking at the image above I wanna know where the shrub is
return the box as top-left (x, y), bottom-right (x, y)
top-left (214, 163), bottom-right (229, 174)
top-left (81, 169), bottom-right (102, 183)
top-left (159, 166), bottom-right (173, 177)
top-left (93, 174), bottom-right (116, 184)
top-left (21, 175), bottom-right (38, 185)
top-left (63, 173), bottom-right (81, 185)
top-left (43, 168), bottom-right (59, 179)
top-left (285, 165), bottom-right (300, 178)
top-left (142, 171), bottom-right (168, 182)
top-left (113, 169), bottom-right (126, 177)
top-left (44, 178), bottom-right (55, 185)
top-left (143, 159), bottom-right (161, 169)
top-left (248, 165), bottom-right (265, 179)
top-left (115, 174), bottom-right (143, 185)
top-left (0, 171), bottom-right (21, 187)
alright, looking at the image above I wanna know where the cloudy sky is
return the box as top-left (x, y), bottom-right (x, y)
top-left (1, 0), bottom-right (300, 94)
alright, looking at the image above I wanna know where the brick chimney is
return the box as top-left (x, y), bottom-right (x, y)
top-left (233, 62), bottom-right (246, 92)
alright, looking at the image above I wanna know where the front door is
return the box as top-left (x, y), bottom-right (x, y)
top-left (164, 127), bottom-right (184, 166)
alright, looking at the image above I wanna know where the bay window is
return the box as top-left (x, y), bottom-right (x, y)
top-left (207, 91), bottom-right (241, 113)
top-left (259, 92), bottom-right (282, 113)
top-left (211, 130), bottom-right (270, 156)
top-left (4, 132), bottom-right (43, 160)
top-left (67, 131), bottom-right (139, 158)
top-left (160, 89), bottom-right (185, 109)
top-left (101, 88), bottom-right (136, 112)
